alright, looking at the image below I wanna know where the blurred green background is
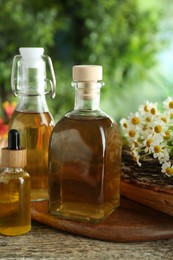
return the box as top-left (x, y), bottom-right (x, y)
top-left (0, 0), bottom-right (173, 123)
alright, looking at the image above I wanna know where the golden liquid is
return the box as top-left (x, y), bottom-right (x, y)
top-left (49, 115), bottom-right (121, 223)
top-left (0, 171), bottom-right (31, 236)
top-left (9, 111), bottom-right (54, 201)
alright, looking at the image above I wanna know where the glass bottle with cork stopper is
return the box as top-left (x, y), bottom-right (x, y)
top-left (48, 65), bottom-right (122, 223)
top-left (0, 129), bottom-right (31, 236)
top-left (9, 47), bottom-right (56, 201)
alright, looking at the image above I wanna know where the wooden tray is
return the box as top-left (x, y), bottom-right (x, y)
top-left (121, 181), bottom-right (173, 216)
top-left (31, 197), bottom-right (173, 242)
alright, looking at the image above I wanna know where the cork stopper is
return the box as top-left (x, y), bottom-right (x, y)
top-left (72, 65), bottom-right (102, 81)
top-left (72, 65), bottom-right (103, 100)
top-left (1, 129), bottom-right (27, 168)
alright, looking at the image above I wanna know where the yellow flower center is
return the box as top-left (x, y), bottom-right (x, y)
top-left (146, 139), bottom-right (153, 147)
top-left (154, 145), bottom-right (162, 153)
top-left (166, 167), bottom-right (173, 175)
top-left (164, 130), bottom-right (171, 140)
top-left (123, 122), bottom-right (128, 128)
top-left (154, 125), bottom-right (162, 133)
top-left (146, 117), bottom-right (151, 122)
top-left (131, 117), bottom-right (140, 125)
top-left (129, 130), bottom-right (136, 138)
top-left (151, 107), bottom-right (156, 115)
top-left (170, 113), bottom-right (173, 120)
top-left (161, 117), bottom-right (167, 123)
top-left (169, 101), bottom-right (173, 109)
top-left (144, 105), bottom-right (149, 112)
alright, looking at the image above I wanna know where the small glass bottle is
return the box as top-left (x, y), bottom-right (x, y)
top-left (49, 65), bottom-right (122, 223)
top-left (9, 48), bottom-right (56, 201)
top-left (0, 129), bottom-right (31, 236)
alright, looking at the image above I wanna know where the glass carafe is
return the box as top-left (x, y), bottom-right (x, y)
top-left (48, 65), bottom-right (121, 223)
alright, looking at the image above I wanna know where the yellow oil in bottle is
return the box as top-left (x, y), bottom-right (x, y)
top-left (0, 170), bottom-right (31, 236)
top-left (49, 116), bottom-right (121, 223)
top-left (9, 111), bottom-right (54, 201)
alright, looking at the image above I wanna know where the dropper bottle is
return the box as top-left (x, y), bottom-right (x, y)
top-left (0, 129), bottom-right (31, 236)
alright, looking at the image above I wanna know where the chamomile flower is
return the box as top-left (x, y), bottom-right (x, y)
top-left (139, 101), bottom-right (158, 116)
top-left (149, 103), bottom-right (158, 116)
top-left (150, 142), bottom-right (165, 160)
top-left (151, 119), bottom-right (168, 136)
top-left (161, 161), bottom-right (173, 176)
top-left (120, 118), bottom-right (129, 129)
top-left (142, 114), bottom-right (152, 125)
top-left (160, 113), bottom-right (170, 124)
top-left (163, 97), bottom-right (173, 123)
top-left (138, 100), bottom-right (151, 114)
top-left (163, 97), bottom-right (173, 111)
top-left (164, 129), bottom-right (172, 140)
top-left (120, 119), bottom-right (139, 142)
top-left (120, 98), bottom-right (173, 177)
top-left (143, 134), bottom-right (154, 153)
top-left (128, 112), bottom-right (140, 126)
top-left (159, 148), bottom-right (170, 163)
top-left (126, 128), bottom-right (138, 141)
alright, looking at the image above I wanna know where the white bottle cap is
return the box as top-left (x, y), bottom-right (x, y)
top-left (19, 47), bottom-right (44, 68)
top-left (72, 65), bottom-right (102, 81)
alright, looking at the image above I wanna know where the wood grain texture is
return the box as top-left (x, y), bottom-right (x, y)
top-left (31, 197), bottom-right (173, 243)
top-left (121, 181), bottom-right (173, 216)
top-left (1, 221), bottom-right (173, 259)
top-left (1, 148), bottom-right (27, 168)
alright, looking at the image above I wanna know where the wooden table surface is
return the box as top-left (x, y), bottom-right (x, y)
top-left (0, 221), bottom-right (173, 260)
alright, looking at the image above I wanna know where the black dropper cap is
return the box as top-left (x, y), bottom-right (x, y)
top-left (8, 129), bottom-right (21, 150)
